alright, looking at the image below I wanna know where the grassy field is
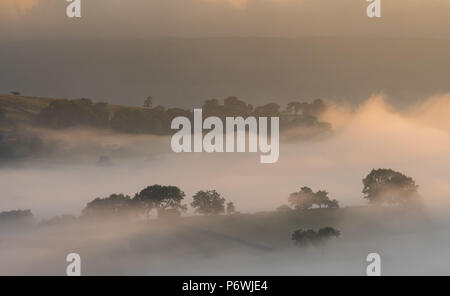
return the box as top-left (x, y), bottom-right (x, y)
top-left (0, 95), bottom-right (54, 121)
top-left (0, 95), bottom-right (54, 131)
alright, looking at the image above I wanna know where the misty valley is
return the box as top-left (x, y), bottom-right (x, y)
top-left (1, 93), bottom-right (450, 275)
top-left (2, 0), bottom-right (450, 279)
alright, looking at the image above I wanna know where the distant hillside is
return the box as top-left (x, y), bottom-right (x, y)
top-left (0, 94), bottom-right (149, 131)
top-left (0, 94), bottom-right (331, 136)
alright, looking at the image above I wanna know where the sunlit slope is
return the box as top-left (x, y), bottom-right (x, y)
top-left (0, 95), bottom-right (53, 125)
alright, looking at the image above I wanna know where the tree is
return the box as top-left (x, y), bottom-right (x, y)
top-left (286, 101), bottom-right (305, 114)
top-left (37, 99), bottom-right (109, 129)
top-left (288, 187), bottom-right (315, 210)
top-left (292, 227), bottom-right (340, 246)
top-left (10, 91), bottom-right (21, 96)
top-left (134, 185), bottom-right (187, 218)
top-left (191, 190), bottom-right (226, 215)
top-left (318, 227), bottom-right (341, 239)
top-left (362, 169), bottom-right (419, 205)
top-left (291, 229), bottom-right (319, 246)
top-left (253, 103), bottom-right (280, 118)
top-left (289, 187), bottom-right (340, 210)
top-left (303, 99), bottom-right (327, 118)
top-left (325, 199), bottom-right (340, 209)
top-left (82, 194), bottom-right (137, 218)
top-left (143, 96), bottom-right (153, 108)
top-left (226, 202), bottom-right (236, 215)
top-left (315, 190), bottom-right (330, 208)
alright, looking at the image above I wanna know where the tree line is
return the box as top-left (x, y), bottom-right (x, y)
top-left (0, 168), bottom-right (421, 225)
top-left (82, 185), bottom-right (237, 220)
top-left (34, 96), bottom-right (331, 135)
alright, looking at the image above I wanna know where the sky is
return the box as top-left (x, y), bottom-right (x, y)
top-left (1, 0), bottom-right (450, 39)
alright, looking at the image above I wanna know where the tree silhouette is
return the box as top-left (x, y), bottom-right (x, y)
top-left (292, 227), bottom-right (340, 246)
top-left (134, 185), bottom-right (187, 218)
top-left (288, 187), bottom-right (315, 210)
top-left (325, 199), bottom-right (340, 209)
top-left (289, 187), bottom-right (340, 210)
top-left (315, 190), bottom-right (330, 208)
top-left (291, 229), bottom-right (318, 246)
top-left (362, 169), bottom-right (419, 205)
top-left (286, 101), bottom-right (305, 114)
top-left (82, 194), bottom-right (137, 218)
top-left (318, 227), bottom-right (341, 239)
top-left (37, 99), bottom-right (109, 129)
top-left (33, 96), bottom-right (330, 137)
top-left (191, 190), bottom-right (226, 215)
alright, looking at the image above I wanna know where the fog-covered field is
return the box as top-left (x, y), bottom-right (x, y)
top-left (1, 206), bottom-right (449, 276)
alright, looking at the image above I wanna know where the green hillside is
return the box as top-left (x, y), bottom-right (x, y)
top-left (0, 95), bottom-right (54, 130)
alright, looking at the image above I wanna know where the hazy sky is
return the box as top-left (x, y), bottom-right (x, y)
top-left (1, 0), bottom-right (450, 39)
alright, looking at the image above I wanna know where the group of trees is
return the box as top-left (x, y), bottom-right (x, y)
top-left (288, 187), bottom-right (340, 210)
top-left (199, 96), bottom-right (331, 134)
top-left (82, 185), bottom-right (237, 219)
top-left (291, 227), bottom-right (341, 246)
top-left (284, 168), bottom-right (420, 211)
top-left (34, 96), bottom-right (331, 136)
top-left (191, 190), bottom-right (236, 216)
top-left (0, 168), bottom-right (421, 228)
top-left (37, 98), bottom-right (111, 129)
